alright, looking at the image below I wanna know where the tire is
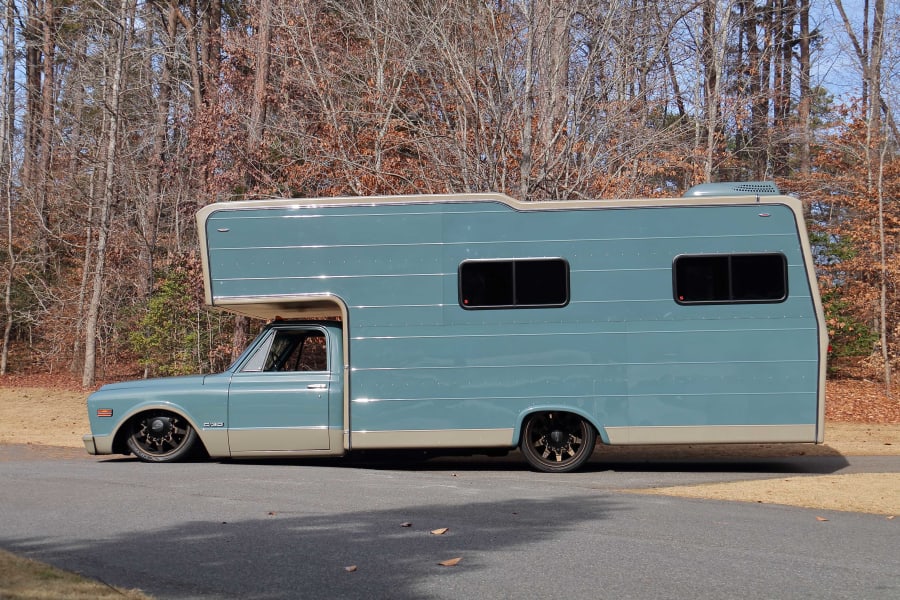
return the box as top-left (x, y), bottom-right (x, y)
top-left (125, 410), bottom-right (198, 463)
top-left (519, 412), bottom-right (596, 473)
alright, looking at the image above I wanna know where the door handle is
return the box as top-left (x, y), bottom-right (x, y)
top-left (307, 384), bottom-right (327, 390)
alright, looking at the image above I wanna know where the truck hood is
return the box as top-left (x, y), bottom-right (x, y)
top-left (92, 374), bottom-right (211, 394)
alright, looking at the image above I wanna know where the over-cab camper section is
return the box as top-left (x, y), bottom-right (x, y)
top-left (198, 185), bottom-right (826, 472)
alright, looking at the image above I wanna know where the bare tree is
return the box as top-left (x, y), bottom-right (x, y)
top-left (20, 0), bottom-right (58, 267)
top-left (0, 0), bottom-right (17, 374)
top-left (0, 0), bottom-right (890, 383)
top-left (797, 0), bottom-right (812, 175)
top-left (833, 0), bottom-right (892, 393)
top-left (83, 0), bottom-right (135, 387)
top-left (699, 0), bottom-right (735, 182)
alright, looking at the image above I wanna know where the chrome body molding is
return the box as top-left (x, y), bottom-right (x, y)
top-left (228, 448), bottom-right (344, 458)
top-left (603, 424), bottom-right (818, 445)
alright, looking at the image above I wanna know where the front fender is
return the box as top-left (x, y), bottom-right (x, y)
top-left (108, 402), bottom-right (230, 457)
top-left (86, 375), bottom-right (231, 457)
top-left (85, 401), bottom-right (194, 456)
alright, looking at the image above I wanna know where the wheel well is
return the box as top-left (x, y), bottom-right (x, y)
top-left (111, 409), bottom-right (208, 456)
top-left (516, 409), bottom-right (603, 446)
top-left (111, 417), bottom-right (134, 454)
top-left (517, 410), bottom-right (600, 472)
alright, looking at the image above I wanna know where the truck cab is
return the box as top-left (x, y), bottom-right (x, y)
top-left (84, 320), bottom-right (346, 461)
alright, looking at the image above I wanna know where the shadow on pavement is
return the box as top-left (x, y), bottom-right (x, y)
top-left (3, 494), bottom-right (623, 600)
top-left (0, 442), bottom-right (856, 476)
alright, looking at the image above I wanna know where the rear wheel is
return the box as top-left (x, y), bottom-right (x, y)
top-left (126, 410), bottom-right (197, 463)
top-left (519, 412), bottom-right (596, 473)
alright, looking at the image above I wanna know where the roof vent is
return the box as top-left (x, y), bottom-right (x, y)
top-left (683, 181), bottom-right (780, 197)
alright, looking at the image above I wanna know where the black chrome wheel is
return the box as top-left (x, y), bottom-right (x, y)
top-left (519, 412), bottom-right (596, 473)
top-left (126, 410), bottom-right (197, 463)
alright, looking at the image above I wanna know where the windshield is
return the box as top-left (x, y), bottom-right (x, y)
top-left (223, 326), bottom-right (272, 373)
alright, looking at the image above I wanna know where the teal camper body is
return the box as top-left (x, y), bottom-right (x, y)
top-left (84, 183), bottom-right (827, 472)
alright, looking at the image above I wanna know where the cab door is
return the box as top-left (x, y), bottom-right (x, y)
top-left (227, 327), bottom-right (331, 453)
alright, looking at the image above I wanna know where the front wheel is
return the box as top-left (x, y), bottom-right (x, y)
top-left (519, 412), bottom-right (596, 473)
top-left (126, 410), bottom-right (198, 463)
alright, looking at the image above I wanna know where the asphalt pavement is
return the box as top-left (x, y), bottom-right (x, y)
top-left (0, 446), bottom-right (898, 599)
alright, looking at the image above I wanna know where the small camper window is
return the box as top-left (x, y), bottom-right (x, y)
top-left (674, 253), bottom-right (787, 304)
top-left (459, 258), bottom-right (569, 309)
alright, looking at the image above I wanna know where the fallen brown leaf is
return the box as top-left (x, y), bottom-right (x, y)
top-left (344, 565), bottom-right (357, 572)
top-left (430, 527), bottom-right (449, 535)
top-left (825, 380), bottom-right (900, 424)
top-left (438, 557), bottom-right (462, 567)
top-left (816, 516), bottom-right (829, 522)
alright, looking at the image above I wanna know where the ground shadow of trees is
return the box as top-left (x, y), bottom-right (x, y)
top-left (6, 493), bottom-right (624, 600)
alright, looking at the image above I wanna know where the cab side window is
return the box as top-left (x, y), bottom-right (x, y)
top-left (243, 330), bottom-right (327, 372)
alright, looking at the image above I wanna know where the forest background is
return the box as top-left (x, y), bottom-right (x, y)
top-left (0, 0), bottom-right (896, 392)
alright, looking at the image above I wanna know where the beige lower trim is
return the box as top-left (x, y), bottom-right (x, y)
top-left (228, 426), bottom-right (331, 453)
top-left (85, 427), bottom-right (345, 459)
top-left (197, 429), bottom-right (230, 458)
top-left (604, 424), bottom-right (818, 445)
top-left (228, 429), bottom-right (345, 458)
top-left (351, 428), bottom-right (514, 450)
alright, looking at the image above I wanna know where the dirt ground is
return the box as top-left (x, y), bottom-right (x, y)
top-left (0, 378), bottom-right (898, 515)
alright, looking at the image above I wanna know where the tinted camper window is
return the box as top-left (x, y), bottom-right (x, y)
top-left (674, 253), bottom-right (787, 304)
top-left (460, 259), bottom-right (569, 309)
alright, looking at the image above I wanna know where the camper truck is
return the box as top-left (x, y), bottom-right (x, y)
top-left (84, 182), bottom-right (827, 472)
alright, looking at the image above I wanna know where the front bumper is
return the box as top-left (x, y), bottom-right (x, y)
top-left (82, 434), bottom-right (97, 455)
top-left (82, 433), bottom-right (114, 455)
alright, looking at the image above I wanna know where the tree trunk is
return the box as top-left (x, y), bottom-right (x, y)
top-left (869, 0), bottom-right (890, 393)
top-left (22, 0), bottom-right (40, 189)
top-left (875, 145), bottom-right (891, 394)
top-left (0, 0), bottom-right (15, 374)
top-left (230, 0), bottom-right (274, 360)
top-left (22, 1), bottom-right (55, 266)
top-left (519, 1), bottom-right (535, 200)
top-left (36, 0), bottom-right (55, 243)
top-left (248, 0), bottom-right (272, 149)
top-left (741, 0), bottom-right (766, 180)
top-left (797, 0), bottom-right (811, 175)
top-left (83, 0), bottom-right (133, 387)
top-left (701, 0), bottom-right (732, 182)
top-left (200, 0), bottom-right (222, 104)
top-left (135, 2), bottom-right (179, 299)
